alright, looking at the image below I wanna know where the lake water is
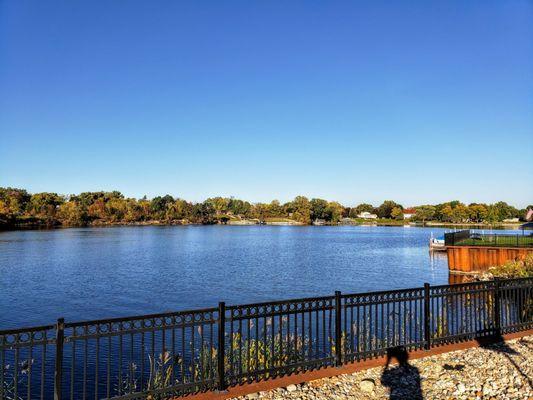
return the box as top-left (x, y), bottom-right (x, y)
top-left (0, 225), bottom-right (454, 329)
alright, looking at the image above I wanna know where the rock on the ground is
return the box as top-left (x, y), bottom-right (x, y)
top-left (359, 378), bottom-right (375, 393)
top-left (233, 336), bottom-right (533, 400)
top-left (285, 384), bottom-right (298, 393)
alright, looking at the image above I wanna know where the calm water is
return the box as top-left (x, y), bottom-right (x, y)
top-left (0, 225), bottom-right (453, 329)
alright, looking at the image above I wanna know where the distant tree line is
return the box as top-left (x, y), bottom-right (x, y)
top-left (0, 187), bottom-right (530, 229)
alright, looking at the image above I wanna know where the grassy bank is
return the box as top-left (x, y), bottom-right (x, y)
top-left (456, 235), bottom-right (533, 247)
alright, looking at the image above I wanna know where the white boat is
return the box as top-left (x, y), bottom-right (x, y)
top-left (429, 235), bottom-right (446, 251)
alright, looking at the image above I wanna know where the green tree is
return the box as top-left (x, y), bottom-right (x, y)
top-left (267, 200), bottom-right (284, 217)
top-left (0, 186), bottom-right (527, 228)
top-left (104, 197), bottom-right (128, 222)
top-left (468, 204), bottom-right (488, 223)
top-left (28, 192), bottom-right (64, 223)
top-left (287, 196), bottom-right (311, 224)
top-left (150, 195), bottom-right (175, 220)
top-left (310, 198), bottom-right (329, 221)
top-left (228, 198), bottom-right (252, 217)
top-left (58, 200), bottom-right (87, 226)
top-left (0, 187), bottom-right (31, 218)
top-left (0, 199), bottom-right (9, 226)
top-left (450, 204), bottom-right (469, 223)
top-left (123, 199), bottom-right (145, 222)
top-left (492, 201), bottom-right (519, 221)
top-left (435, 201), bottom-right (466, 222)
top-left (166, 199), bottom-right (192, 221)
top-left (191, 202), bottom-right (215, 224)
top-left (326, 201), bottom-right (344, 223)
top-left (439, 205), bottom-right (454, 222)
top-left (413, 205), bottom-right (435, 222)
top-left (206, 197), bottom-right (229, 215)
top-left (252, 203), bottom-right (269, 221)
top-left (391, 207), bottom-right (404, 220)
top-left (485, 205), bottom-right (500, 224)
top-left (376, 201), bottom-right (402, 219)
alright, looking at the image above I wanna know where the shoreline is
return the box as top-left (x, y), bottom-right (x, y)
top-left (0, 220), bottom-right (524, 232)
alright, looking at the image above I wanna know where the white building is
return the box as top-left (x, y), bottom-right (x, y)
top-left (403, 208), bottom-right (417, 219)
top-left (357, 211), bottom-right (378, 219)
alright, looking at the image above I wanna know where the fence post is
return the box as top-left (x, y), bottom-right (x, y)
top-left (217, 302), bottom-right (227, 392)
top-left (494, 279), bottom-right (501, 336)
top-left (335, 291), bottom-right (342, 367)
top-left (423, 284), bottom-right (431, 350)
top-left (54, 318), bottom-right (65, 400)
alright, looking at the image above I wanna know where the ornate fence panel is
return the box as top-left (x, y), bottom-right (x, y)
top-left (60, 308), bottom-right (219, 400)
top-left (1, 278), bottom-right (532, 400)
top-left (224, 295), bottom-right (336, 387)
top-left (499, 278), bottom-right (533, 334)
top-left (0, 325), bottom-right (56, 400)
top-left (341, 287), bottom-right (426, 362)
top-left (429, 281), bottom-right (496, 345)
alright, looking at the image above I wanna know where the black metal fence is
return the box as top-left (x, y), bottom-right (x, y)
top-left (1, 278), bottom-right (532, 400)
top-left (445, 230), bottom-right (533, 247)
top-left (444, 230), bottom-right (470, 246)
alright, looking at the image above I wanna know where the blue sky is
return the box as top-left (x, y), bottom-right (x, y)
top-left (1, 1), bottom-right (532, 207)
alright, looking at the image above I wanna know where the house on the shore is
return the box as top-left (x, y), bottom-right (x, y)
top-left (357, 211), bottom-right (377, 219)
top-left (403, 208), bottom-right (417, 219)
top-left (313, 219), bottom-right (326, 226)
top-left (503, 217), bottom-right (520, 223)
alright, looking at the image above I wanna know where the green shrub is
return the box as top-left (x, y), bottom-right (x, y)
top-left (488, 253), bottom-right (533, 278)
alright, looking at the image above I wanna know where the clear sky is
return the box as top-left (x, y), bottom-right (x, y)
top-left (1, 1), bottom-right (532, 207)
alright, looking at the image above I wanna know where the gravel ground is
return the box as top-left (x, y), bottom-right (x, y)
top-left (233, 336), bottom-right (533, 400)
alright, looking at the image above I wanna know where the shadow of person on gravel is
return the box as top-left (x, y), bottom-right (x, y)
top-left (381, 346), bottom-right (423, 400)
top-left (476, 334), bottom-right (532, 389)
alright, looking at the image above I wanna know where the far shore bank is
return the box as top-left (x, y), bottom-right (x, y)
top-left (0, 219), bottom-right (525, 232)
